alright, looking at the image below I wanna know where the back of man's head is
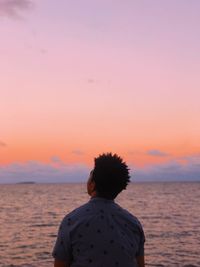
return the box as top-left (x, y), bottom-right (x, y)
top-left (92, 153), bottom-right (130, 199)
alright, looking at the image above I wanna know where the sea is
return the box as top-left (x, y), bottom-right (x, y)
top-left (0, 182), bottom-right (199, 267)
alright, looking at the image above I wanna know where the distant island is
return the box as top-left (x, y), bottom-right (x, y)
top-left (17, 181), bottom-right (36, 184)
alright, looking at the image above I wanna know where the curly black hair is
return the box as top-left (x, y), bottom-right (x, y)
top-left (92, 153), bottom-right (130, 199)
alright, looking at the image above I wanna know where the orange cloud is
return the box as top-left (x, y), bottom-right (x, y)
top-left (0, 140), bottom-right (7, 147)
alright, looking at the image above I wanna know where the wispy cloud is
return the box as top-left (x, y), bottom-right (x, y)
top-left (0, 161), bottom-right (90, 184)
top-left (0, 0), bottom-right (32, 18)
top-left (87, 79), bottom-right (96, 84)
top-left (72, 150), bottom-right (85, 156)
top-left (0, 155), bottom-right (200, 183)
top-left (147, 149), bottom-right (169, 157)
top-left (132, 155), bottom-right (200, 182)
top-left (0, 141), bottom-right (7, 147)
top-left (51, 156), bottom-right (62, 163)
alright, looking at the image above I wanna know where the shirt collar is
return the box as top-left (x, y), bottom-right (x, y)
top-left (89, 197), bottom-right (115, 203)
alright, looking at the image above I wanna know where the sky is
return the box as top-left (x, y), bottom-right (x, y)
top-left (0, 0), bottom-right (200, 183)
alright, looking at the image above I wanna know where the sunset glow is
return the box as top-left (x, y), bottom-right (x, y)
top-left (1, 0), bottom-right (200, 182)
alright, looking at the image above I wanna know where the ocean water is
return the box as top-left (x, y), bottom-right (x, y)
top-left (0, 182), bottom-right (200, 267)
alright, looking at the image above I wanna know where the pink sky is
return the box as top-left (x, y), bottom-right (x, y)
top-left (0, 0), bottom-right (200, 182)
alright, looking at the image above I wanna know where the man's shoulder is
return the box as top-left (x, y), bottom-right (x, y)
top-left (61, 201), bottom-right (91, 224)
top-left (120, 206), bottom-right (140, 221)
top-left (116, 204), bottom-right (144, 232)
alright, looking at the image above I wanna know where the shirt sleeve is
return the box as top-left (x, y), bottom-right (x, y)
top-left (52, 218), bottom-right (72, 263)
top-left (136, 226), bottom-right (145, 257)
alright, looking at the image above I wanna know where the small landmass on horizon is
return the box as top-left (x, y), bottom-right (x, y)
top-left (17, 181), bottom-right (36, 184)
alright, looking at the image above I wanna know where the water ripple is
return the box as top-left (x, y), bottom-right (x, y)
top-left (0, 182), bottom-right (200, 267)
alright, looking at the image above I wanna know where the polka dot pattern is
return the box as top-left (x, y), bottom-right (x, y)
top-left (52, 197), bottom-right (145, 267)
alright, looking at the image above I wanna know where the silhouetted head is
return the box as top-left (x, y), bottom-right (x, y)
top-left (87, 153), bottom-right (130, 200)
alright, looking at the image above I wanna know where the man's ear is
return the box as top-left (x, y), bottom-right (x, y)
top-left (90, 180), bottom-right (96, 192)
top-left (88, 180), bottom-right (96, 197)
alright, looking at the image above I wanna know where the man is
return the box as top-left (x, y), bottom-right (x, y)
top-left (52, 153), bottom-right (145, 267)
